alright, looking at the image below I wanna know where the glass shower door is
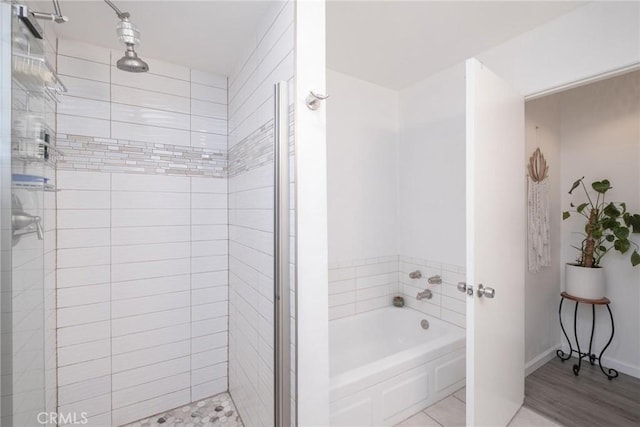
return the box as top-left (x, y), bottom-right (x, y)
top-left (1, 4), bottom-right (58, 425)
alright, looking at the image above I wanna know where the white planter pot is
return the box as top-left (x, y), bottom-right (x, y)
top-left (565, 263), bottom-right (605, 300)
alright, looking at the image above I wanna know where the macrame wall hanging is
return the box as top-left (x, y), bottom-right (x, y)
top-left (527, 128), bottom-right (551, 273)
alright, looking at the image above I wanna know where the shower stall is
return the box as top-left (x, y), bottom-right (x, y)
top-left (0, 0), bottom-right (321, 425)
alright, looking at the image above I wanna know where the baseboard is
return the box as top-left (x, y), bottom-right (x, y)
top-left (559, 345), bottom-right (640, 379)
top-left (525, 346), bottom-right (559, 377)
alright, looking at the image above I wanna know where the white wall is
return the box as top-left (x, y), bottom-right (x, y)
top-left (55, 40), bottom-right (228, 426)
top-left (523, 96), bottom-right (562, 371)
top-left (398, 63), bottom-right (466, 266)
top-left (479, 1), bottom-right (640, 97)
top-left (326, 68), bottom-right (467, 327)
top-left (295, 1), bottom-right (331, 423)
top-left (326, 71), bottom-right (401, 322)
top-left (395, 64), bottom-right (468, 330)
top-left (327, 70), bottom-right (399, 264)
top-left (559, 71), bottom-right (640, 377)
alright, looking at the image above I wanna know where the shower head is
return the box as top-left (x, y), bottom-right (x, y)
top-left (105, 0), bottom-right (149, 73)
top-left (117, 44), bottom-right (149, 73)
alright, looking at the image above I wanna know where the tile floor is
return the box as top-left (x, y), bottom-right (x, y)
top-left (123, 393), bottom-right (243, 427)
top-left (395, 388), bottom-right (562, 427)
top-left (124, 388), bottom-right (559, 427)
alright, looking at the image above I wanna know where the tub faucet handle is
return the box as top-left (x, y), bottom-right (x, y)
top-left (416, 289), bottom-right (432, 300)
top-left (409, 270), bottom-right (422, 279)
top-left (427, 275), bottom-right (442, 284)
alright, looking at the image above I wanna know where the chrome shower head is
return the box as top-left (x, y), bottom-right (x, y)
top-left (105, 0), bottom-right (149, 73)
top-left (117, 44), bottom-right (149, 73)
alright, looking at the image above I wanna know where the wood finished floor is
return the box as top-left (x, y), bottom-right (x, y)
top-left (524, 357), bottom-right (640, 427)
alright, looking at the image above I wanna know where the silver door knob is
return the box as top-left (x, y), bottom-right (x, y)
top-left (477, 284), bottom-right (495, 298)
top-left (457, 282), bottom-right (473, 296)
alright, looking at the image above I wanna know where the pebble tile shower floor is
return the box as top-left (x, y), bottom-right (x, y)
top-left (123, 393), bottom-right (243, 427)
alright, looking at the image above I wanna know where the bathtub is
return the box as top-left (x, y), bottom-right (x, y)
top-left (329, 306), bottom-right (466, 426)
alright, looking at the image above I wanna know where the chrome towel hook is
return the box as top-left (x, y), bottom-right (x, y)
top-left (305, 91), bottom-right (329, 110)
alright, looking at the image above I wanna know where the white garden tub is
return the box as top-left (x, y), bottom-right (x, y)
top-left (330, 306), bottom-right (466, 426)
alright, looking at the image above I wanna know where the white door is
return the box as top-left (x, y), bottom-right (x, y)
top-left (465, 58), bottom-right (525, 427)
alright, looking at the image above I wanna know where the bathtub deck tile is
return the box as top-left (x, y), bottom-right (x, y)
top-left (424, 396), bottom-right (466, 427)
top-left (395, 411), bottom-right (442, 426)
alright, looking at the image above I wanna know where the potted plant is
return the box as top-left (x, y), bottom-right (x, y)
top-left (563, 177), bottom-right (640, 299)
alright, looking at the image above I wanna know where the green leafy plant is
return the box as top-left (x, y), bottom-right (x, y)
top-left (563, 177), bottom-right (640, 267)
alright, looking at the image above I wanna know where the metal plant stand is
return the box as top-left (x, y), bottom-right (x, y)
top-left (557, 292), bottom-right (619, 380)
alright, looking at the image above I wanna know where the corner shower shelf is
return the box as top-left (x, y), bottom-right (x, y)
top-left (12, 174), bottom-right (57, 192)
top-left (12, 181), bottom-right (57, 192)
top-left (12, 136), bottom-right (58, 164)
top-left (12, 52), bottom-right (67, 102)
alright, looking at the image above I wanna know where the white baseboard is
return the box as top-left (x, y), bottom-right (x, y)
top-left (525, 346), bottom-right (559, 377)
top-left (559, 344), bottom-right (640, 379)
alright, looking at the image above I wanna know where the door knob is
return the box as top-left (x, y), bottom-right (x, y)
top-left (477, 284), bottom-right (495, 298)
top-left (457, 282), bottom-right (473, 296)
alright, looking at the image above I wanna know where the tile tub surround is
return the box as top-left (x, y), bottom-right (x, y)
top-left (328, 255), bottom-right (466, 328)
top-left (328, 256), bottom-right (400, 320)
top-left (123, 392), bottom-right (243, 427)
top-left (55, 40), bottom-right (229, 426)
top-left (398, 256), bottom-right (466, 329)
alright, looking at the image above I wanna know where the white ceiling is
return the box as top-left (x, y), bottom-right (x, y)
top-left (326, 1), bottom-right (587, 90)
top-left (31, 1), bottom-right (585, 86)
top-left (31, 0), bottom-right (278, 76)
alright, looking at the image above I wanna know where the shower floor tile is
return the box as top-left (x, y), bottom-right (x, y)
top-left (123, 392), bottom-right (243, 427)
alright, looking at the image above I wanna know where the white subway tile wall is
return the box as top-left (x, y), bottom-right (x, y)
top-left (227, 1), bottom-right (294, 426)
top-left (328, 256), bottom-right (466, 328)
top-left (56, 38), bottom-right (227, 176)
top-left (328, 256), bottom-right (400, 320)
top-left (55, 40), bottom-right (228, 426)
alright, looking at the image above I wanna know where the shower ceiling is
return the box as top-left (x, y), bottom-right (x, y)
top-left (327, 0), bottom-right (587, 90)
top-left (29, 0), bottom-right (278, 75)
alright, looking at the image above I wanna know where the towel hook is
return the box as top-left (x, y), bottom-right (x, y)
top-left (305, 91), bottom-right (329, 110)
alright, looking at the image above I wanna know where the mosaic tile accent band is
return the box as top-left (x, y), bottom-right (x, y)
top-left (56, 133), bottom-right (227, 177)
top-left (228, 110), bottom-right (294, 179)
top-left (228, 121), bottom-right (273, 178)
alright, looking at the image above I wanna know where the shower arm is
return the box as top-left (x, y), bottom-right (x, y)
top-left (104, 0), bottom-right (130, 20)
top-left (30, 0), bottom-right (68, 23)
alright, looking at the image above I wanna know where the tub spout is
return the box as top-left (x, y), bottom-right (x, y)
top-left (416, 289), bottom-right (432, 300)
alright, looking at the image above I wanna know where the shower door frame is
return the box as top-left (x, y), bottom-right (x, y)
top-left (274, 81), bottom-right (291, 427)
top-left (0, 3), bottom-right (12, 420)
